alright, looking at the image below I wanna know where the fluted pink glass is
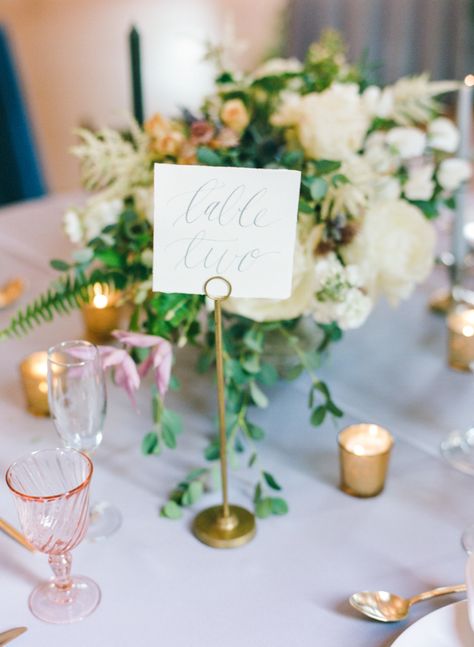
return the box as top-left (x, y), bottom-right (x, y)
top-left (6, 448), bottom-right (101, 623)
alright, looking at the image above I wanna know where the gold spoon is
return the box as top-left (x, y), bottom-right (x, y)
top-left (350, 584), bottom-right (467, 622)
top-left (0, 278), bottom-right (24, 309)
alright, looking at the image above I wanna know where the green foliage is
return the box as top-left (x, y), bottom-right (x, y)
top-left (161, 467), bottom-right (212, 517)
top-left (0, 271), bottom-right (108, 340)
top-left (197, 146), bottom-right (223, 166)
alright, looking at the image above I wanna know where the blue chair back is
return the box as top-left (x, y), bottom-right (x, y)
top-left (0, 25), bottom-right (46, 206)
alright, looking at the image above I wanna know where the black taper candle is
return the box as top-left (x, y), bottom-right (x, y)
top-left (129, 25), bottom-right (144, 126)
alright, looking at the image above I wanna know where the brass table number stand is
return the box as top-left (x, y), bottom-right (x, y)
top-left (192, 276), bottom-right (256, 549)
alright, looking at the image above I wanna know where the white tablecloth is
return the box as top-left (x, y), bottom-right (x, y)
top-left (0, 194), bottom-right (473, 646)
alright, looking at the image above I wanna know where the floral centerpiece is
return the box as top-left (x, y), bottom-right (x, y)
top-left (3, 32), bottom-right (471, 519)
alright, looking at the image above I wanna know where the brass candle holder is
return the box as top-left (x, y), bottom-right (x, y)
top-left (192, 276), bottom-right (256, 549)
top-left (447, 305), bottom-right (474, 372)
top-left (338, 423), bottom-right (394, 498)
top-left (81, 283), bottom-right (121, 343)
top-left (19, 351), bottom-right (49, 416)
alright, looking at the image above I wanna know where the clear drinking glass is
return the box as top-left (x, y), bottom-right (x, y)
top-left (6, 448), bottom-right (101, 623)
top-left (47, 340), bottom-right (121, 540)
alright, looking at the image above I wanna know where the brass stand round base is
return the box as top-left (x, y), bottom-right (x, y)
top-left (193, 505), bottom-right (256, 549)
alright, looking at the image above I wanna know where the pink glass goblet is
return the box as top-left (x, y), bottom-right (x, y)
top-left (6, 448), bottom-right (101, 624)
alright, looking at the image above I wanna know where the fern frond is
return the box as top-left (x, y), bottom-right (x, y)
top-left (0, 271), bottom-right (122, 341)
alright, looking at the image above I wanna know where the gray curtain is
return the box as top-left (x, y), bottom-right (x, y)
top-left (287, 0), bottom-right (473, 84)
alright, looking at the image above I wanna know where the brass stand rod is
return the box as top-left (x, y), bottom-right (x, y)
top-left (214, 297), bottom-right (229, 519)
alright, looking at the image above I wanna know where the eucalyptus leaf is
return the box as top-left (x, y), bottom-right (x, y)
top-left (314, 159), bottom-right (341, 175)
top-left (315, 381), bottom-right (330, 399)
top-left (263, 471), bottom-right (282, 491)
top-left (242, 354), bottom-right (260, 374)
top-left (270, 497), bottom-right (289, 515)
top-left (205, 440), bottom-right (220, 461)
top-left (243, 328), bottom-right (264, 352)
top-left (310, 177), bottom-right (328, 201)
top-left (285, 364), bottom-right (304, 380)
top-left (253, 482), bottom-right (262, 503)
top-left (255, 497), bottom-right (272, 518)
top-left (249, 381), bottom-right (269, 408)
top-left (248, 452), bottom-right (258, 468)
top-left (197, 146), bottom-right (222, 166)
top-left (163, 409), bottom-right (182, 436)
top-left (185, 468), bottom-right (207, 482)
top-left (142, 432), bottom-right (160, 455)
top-left (182, 480), bottom-right (204, 506)
top-left (311, 405), bottom-right (327, 426)
top-left (256, 363), bottom-right (278, 386)
top-left (326, 400), bottom-right (344, 417)
top-left (162, 425), bottom-right (177, 449)
top-left (246, 422), bottom-right (265, 441)
top-left (161, 500), bottom-right (183, 520)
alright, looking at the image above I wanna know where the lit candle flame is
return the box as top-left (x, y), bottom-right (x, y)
top-left (91, 283), bottom-right (110, 309)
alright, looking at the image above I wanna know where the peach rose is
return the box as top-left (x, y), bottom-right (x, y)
top-left (220, 99), bottom-right (250, 132)
top-left (177, 142), bottom-right (198, 165)
top-left (144, 113), bottom-right (185, 157)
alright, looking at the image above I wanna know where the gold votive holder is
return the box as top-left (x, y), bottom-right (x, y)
top-left (447, 306), bottom-right (474, 372)
top-left (81, 283), bottom-right (121, 343)
top-left (338, 424), bottom-right (394, 498)
top-left (19, 351), bottom-right (49, 416)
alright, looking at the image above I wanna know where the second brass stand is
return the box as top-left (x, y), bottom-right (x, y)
top-left (192, 276), bottom-right (256, 549)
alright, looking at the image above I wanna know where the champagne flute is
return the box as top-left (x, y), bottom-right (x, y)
top-left (6, 448), bottom-right (101, 623)
top-left (47, 340), bottom-right (122, 540)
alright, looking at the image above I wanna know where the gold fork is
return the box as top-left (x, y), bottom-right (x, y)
top-left (0, 518), bottom-right (34, 552)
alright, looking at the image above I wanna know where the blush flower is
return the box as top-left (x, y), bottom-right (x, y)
top-left (190, 120), bottom-right (215, 145)
top-left (112, 330), bottom-right (173, 397)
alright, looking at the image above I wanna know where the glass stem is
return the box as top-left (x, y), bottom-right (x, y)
top-left (49, 552), bottom-right (73, 594)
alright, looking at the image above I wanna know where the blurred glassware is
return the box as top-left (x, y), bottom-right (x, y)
top-left (441, 409), bottom-right (474, 553)
top-left (6, 448), bottom-right (100, 623)
top-left (47, 340), bottom-right (122, 540)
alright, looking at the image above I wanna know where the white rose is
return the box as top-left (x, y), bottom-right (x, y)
top-left (386, 127), bottom-right (426, 159)
top-left (437, 158), bottom-right (472, 191)
top-left (285, 83), bottom-right (369, 160)
top-left (254, 57), bottom-right (302, 79)
top-left (63, 209), bottom-right (83, 244)
top-left (343, 199), bottom-right (435, 304)
top-left (223, 228), bottom-right (318, 322)
top-left (83, 199), bottom-right (123, 242)
top-left (271, 92), bottom-right (303, 127)
top-left (404, 164), bottom-right (435, 200)
top-left (362, 86), bottom-right (394, 119)
top-left (428, 117), bottom-right (460, 153)
top-left (363, 132), bottom-right (399, 174)
top-left (374, 177), bottom-right (401, 201)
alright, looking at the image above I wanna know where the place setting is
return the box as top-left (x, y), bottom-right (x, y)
top-left (0, 2), bottom-right (473, 645)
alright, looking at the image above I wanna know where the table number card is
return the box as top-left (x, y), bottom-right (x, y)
top-left (152, 164), bottom-right (301, 299)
